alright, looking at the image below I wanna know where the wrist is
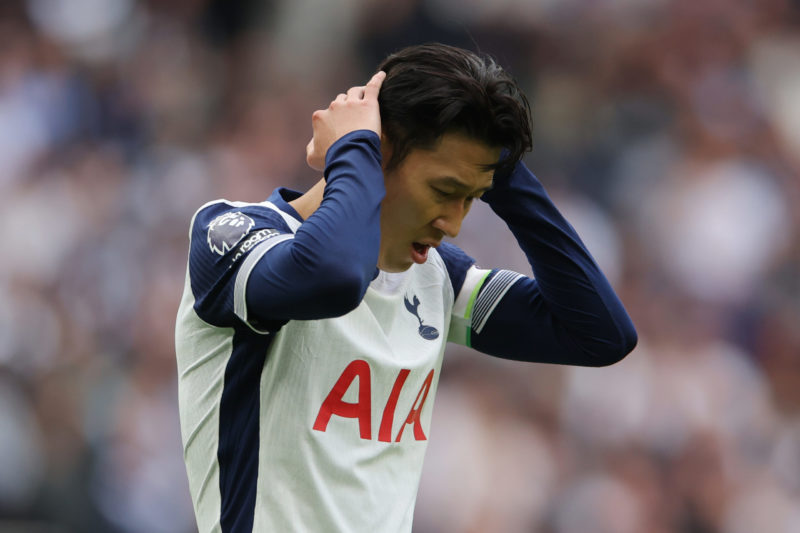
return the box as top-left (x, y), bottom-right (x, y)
top-left (323, 130), bottom-right (382, 182)
top-left (482, 159), bottom-right (520, 203)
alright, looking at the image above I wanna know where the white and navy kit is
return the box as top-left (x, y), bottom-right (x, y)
top-left (176, 131), bottom-right (637, 532)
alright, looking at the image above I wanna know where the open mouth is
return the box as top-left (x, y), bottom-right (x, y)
top-left (410, 242), bottom-right (430, 264)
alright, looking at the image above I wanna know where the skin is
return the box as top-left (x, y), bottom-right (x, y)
top-left (292, 72), bottom-right (500, 272)
top-left (377, 134), bottom-right (499, 272)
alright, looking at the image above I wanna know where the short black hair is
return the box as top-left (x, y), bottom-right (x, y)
top-left (377, 43), bottom-right (532, 175)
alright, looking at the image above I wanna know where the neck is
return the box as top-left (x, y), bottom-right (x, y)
top-left (288, 178), bottom-right (326, 220)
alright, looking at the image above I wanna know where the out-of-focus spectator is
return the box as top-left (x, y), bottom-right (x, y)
top-left (2, 0), bottom-right (800, 531)
top-left (0, 375), bottom-right (44, 513)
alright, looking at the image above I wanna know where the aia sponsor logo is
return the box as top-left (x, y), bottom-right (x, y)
top-left (313, 360), bottom-right (434, 442)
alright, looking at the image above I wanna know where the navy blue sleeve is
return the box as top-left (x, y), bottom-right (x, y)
top-left (470, 161), bottom-right (638, 366)
top-left (189, 202), bottom-right (293, 329)
top-left (243, 130), bottom-right (385, 325)
top-left (187, 130), bottom-right (384, 332)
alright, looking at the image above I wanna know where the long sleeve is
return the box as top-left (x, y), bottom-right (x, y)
top-left (186, 130), bottom-right (385, 332)
top-left (467, 161), bottom-right (637, 366)
top-left (244, 130), bottom-right (385, 323)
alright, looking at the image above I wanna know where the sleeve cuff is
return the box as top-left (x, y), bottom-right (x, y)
top-left (324, 130), bottom-right (381, 178)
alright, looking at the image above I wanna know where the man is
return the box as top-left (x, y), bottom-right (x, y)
top-left (175, 43), bottom-right (637, 532)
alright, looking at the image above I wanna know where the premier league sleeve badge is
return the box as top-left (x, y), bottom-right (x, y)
top-left (207, 212), bottom-right (255, 255)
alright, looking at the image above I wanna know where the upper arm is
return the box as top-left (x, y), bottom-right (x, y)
top-left (437, 243), bottom-right (522, 347)
top-left (468, 276), bottom-right (631, 366)
top-left (440, 242), bottom-right (632, 366)
top-left (188, 201), bottom-right (293, 333)
top-left (447, 265), bottom-right (525, 348)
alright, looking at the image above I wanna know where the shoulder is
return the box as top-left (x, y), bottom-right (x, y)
top-left (430, 242), bottom-right (476, 297)
top-left (189, 199), bottom-right (297, 264)
top-left (184, 198), bottom-right (298, 328)
top-left (192, 199), bottom-right (296, 241)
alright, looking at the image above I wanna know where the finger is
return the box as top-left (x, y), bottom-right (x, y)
top-left (347, 86), bottom-right (365, 100)
top-left (306, 138), bottom-right (323, 171)
top-left (363, 71), bottom-right (386, 99)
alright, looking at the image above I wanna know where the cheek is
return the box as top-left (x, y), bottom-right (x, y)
top-left (384, 180), bottom-right (430, 226)
top-left (381, 193), bottom-right (415, 231)
top-left (385, 198), bottom-right (425, 230)
top-left (405, 189), bottom-right (438, 226)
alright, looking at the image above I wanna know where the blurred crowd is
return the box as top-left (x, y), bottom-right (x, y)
top-left (1, 0), bottom-right (798, 531)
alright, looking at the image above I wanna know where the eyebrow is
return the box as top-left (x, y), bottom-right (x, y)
top-left (430, 176), bottom-right (493, 195)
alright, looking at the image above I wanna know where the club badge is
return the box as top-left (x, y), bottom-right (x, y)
top-left (404, 294), bottom-right (439, 340)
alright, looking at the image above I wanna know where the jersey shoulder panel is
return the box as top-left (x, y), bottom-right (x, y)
top-left (188, 200), bottom-right (295, 327)
top-left (435, 242), bottom-right (476, 298)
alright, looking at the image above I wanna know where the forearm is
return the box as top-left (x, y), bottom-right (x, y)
top-left (294, 130), bottom-right (384, 283)
top-left (477, 162), bottom-right (637, 363)
top-left (246, 131), bottom-right (384, 322)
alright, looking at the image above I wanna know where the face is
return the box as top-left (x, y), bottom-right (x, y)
top-left (379, 133), bottom-right (501, 272)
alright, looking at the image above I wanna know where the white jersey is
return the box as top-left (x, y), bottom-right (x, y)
top-left (175, 190), bottom-right (521, 532)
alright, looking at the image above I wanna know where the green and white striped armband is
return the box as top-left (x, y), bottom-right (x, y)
top-left (448, 266), bottom-right (524, 347)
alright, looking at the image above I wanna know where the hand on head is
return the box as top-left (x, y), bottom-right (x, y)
top-left (306, 71), bottom-right (386, 171)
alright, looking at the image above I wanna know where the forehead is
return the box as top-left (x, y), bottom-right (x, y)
top-left (404, 133), bottom-right (501, 187)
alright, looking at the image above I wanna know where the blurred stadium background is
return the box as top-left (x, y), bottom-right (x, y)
top-left (1, 0), bottom-right (799, 531)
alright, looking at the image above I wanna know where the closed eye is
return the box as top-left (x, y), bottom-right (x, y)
top-left (431, 186), bottom-right (482, 211)
top-left (432, 187), bottom-right (456, 199)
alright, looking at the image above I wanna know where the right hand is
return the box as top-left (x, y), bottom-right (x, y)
top-left (306, 71), bottom-right (386, 172)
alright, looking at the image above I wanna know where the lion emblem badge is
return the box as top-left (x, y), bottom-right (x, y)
top-left (207, 212), bottom-right (255, 255)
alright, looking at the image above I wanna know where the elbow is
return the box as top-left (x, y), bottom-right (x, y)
top-left (288, 238), bottom-right (375, 317)
top-left (617, 314), bottom-right (639, 360)
top-left (594, 320), bottom-right (638, 367)
top-left (621, 321), bottom-right (638, 355)
top-left (322, 280), bottom-right (368, 316)
top-left (307, 260), bottom-right (371, 317)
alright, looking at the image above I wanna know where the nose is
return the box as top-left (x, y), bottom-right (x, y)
top-left (431, 202), bottom-right (466, 238)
